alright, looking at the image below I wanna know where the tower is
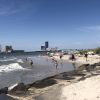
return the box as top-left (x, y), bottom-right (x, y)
top-left (45, 41), bottom-right (49, 48)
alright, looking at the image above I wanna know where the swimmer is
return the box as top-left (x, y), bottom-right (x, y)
top-left (30, 60), bottom-right (33, 66)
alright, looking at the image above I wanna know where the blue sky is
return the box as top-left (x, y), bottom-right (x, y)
top-left (0, 0), bottom-right (100, 51)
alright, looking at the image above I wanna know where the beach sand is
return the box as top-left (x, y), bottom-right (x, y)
top-left (53, 54), bottom-right (100, 64)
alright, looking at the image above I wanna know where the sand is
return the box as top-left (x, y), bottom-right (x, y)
top-left (53, 54), bottom-right (100, 64)
top-left (60, 75), bottom-right (100, 100)
top-left (34, 73), bottom-right (100, 100)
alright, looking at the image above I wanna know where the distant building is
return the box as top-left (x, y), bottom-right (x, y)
top-left (40, 41), bottom-right (49, 51)
top-left (5, 46), bottom-right (13, 53)
top-left (41, 46), bottom-right (46, 51)
top-left (45, 41), bottom-right (49, 48)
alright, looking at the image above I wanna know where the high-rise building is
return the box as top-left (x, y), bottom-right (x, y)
top-left (45, 41), bottom-right (49, 48)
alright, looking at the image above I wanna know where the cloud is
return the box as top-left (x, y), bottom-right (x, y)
top-left (0, 9), bottom-right (20, 15)
top-left (0, 0), bottom-right (37, 16)
top-left (86, 26), bottom-right (100, 30)
top-left (77, 25), bottom-right (100, 33)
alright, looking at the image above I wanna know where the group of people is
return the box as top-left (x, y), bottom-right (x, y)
top-left (51, 52), bottom-right (89, 69)
top-left (70, 53), bottom-right (88, 61)
top-left (25, 52), bottom-right (89, 69)
top-left (51, 54), bottom-right (63, 69)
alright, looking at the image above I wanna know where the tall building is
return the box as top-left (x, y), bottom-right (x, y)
top-left (45, 41), bottom-right (49, 48)
top-left (41, 41), bottom-right (49, 51)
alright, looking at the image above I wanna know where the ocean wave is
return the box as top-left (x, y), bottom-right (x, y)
top-left (16, 59), bottom-right (24, 63)
top-left (0, 63), bottom-right (25, 73)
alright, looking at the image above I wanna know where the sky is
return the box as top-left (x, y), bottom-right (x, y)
top-left (0, 0), bottom-right (100, 51)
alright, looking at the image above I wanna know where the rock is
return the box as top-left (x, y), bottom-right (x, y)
top-left (0, 87), bottom-right (8, 94)
top-left (78, 64), bottom-right (90, 71)
top-left (9, 83), bottom-right (28, 94)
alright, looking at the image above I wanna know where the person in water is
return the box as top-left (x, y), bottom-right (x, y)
top-left (51, 57), bottom-right (58, 69)
top-left (30, 60), bottom-right (33, 66)
top-left (54, 60), bottom-right (58, 69)
top-left (53, 59), bottom-right (58, 69)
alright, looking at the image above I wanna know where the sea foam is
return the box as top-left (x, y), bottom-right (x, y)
top-left (0, 63), bottom-right (25, 73)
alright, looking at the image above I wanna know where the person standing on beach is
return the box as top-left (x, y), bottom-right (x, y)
top-left (60, 54), bottom-right (63, 66)
top-left (60, 54), bottom-right (63, 60)
top-left (71, 54), bottom-right (75, 61)
top-left (85, 53), bottom-right (88, 61)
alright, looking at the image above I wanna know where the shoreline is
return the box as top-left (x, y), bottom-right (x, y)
top-left (8, 60), bottom-right (100, 100)
top-left (1, 55), bottom-right (100, 100)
